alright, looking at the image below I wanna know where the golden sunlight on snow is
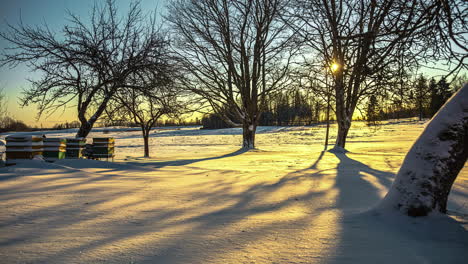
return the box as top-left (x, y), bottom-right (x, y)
top-left (0, 119), bottom-right (466, 263)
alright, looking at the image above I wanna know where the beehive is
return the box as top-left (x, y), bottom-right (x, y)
top-left (92, 137), bottom-right (115, 160)
top-left (0, 140), bottom-right (5, 167)
top-left (43, 138), bottom-right (67, 160)
top-left (66, 138), bottom-right (86, 158)
top-left (5, 135), bottom-right (43, 160)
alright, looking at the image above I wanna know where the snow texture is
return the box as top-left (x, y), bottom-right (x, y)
top-left (0, 119), bottom-right (467, 263)
top-left (378, 84), bottom-right (468, 216)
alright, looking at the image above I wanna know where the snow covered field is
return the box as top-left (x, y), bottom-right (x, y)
top-left (0, 119), bottom-right (467, 264)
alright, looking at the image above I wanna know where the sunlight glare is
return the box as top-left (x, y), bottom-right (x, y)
top-left (330, 62), bottom-right (340, 73)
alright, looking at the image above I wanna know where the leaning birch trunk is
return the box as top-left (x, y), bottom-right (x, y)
top-left (378, 84), bottom-right (468, 216)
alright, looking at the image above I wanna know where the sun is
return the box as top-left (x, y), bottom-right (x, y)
top-left (330, 62), bottom-right (340, 73)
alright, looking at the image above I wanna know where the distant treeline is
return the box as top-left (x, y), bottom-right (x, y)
top-left (0, 117), bottom-right (30, 133)
top-left (365, 76), bottom-right (459, 125)
top-left (0, 117), bottom-right (80, 133)
top-left (202, 90), bottom-right (330, 129)
top-left (101, 118), bottom-right (202, 128)
top-left (0, 117), bottom-right (204, 133)
top-left (202, 75), bottom-right (465, 129)
top-left (0, 76), bottom-right (464, 132)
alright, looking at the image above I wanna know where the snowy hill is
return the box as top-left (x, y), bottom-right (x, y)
top-left (0, 119), bottom-right (466, 263)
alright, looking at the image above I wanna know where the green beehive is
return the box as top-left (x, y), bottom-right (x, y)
top-left (66, 138), bottom-right (86, 158)
top-left (43, 138), bottom-right (66, 160)
top-left (92, 137), bottom-right (115, 160)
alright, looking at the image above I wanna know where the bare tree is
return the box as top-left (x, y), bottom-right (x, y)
top-left (106, 73), bottom-right (184, 158)
top-left (296, 64), bottom-right (340, 148)
top-left (0, 87), bottom-right (7, 132)
top-left (289, 0), bottom-right (467, 150)
top-left (378, 83), bottom-right (467, 216)
top-left (0, 87), bottom-right (6, 121)
top-left (167, 0), bottom-right (297, 149)
top-left (0, 0), bottom-right (168, 138)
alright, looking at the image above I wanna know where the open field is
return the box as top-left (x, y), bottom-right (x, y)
top-left (0, 119), bottom-right (467, 263)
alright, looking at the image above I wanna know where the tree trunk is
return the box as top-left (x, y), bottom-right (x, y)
top-left (324, 94), bottom-right (331, 150)
top-left (76, 121), bottom-right (93, 138)
top-left (76, 95), bottom-right (112, 138)
top-left (143, 134), bottom-right (150, 158)
top-left (242, 121), bottom-right (256, 149)
top-left (418, 100), bottom-right (423, 121)
top-left (334, 118), bottom-right (351, 150)
top-left (332, 74), bottom-right (350, 151)
top-left (378, 84), bottom-right (468, 216)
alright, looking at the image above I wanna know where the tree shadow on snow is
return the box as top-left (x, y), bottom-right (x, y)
top-left (0, 151), bottom-right (332, 263)
top-left (332, 152), bottom-right (394, 210)
top-left (127, 148), bottom-right (249, 168)
top-left (0, 151), bottom-right (467, 263)
top-left (327, 152), bottom-right (468, 264)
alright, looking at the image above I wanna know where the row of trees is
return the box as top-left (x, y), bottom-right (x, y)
top-left (0, 117), bottom-right (30, 133)
top-left (1, 0), bottom-right (466, 154)
top-left (202, 90), bottom-right (321, 128)
top-left (0, 1), bottom-right (182, 157)
top-left (365, 75), bottom-right (465, 124)
top-left (0, 88), bottom-right (30, 132)
top-left (0, 0), bottom-right (466, 217)
top-left (169, 0), bottom-right (466, 150)
top-left (290, 0), bottom-right (466, 150)
top-left (203, 73), bottom-right (464, 129)
top-left (52, 121), bottom-right (81, 130)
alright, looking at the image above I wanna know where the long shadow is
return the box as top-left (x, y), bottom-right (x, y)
top-left (0, 150), bottom-right (332, 263)
top-left (309, 150), bottom-right (326, 169)
top-left (333, 152), bottom-right (394, 210)
top-left (1, 151), bottom-right (467, 263)
top-left (328, 152), bottom-right (468, 263)
top-left (137, 151), bottom-right (415, 263)
top-left (0, 174), bottom-right (22, 182)
top-left (127, 148), bottom-right (249, 168)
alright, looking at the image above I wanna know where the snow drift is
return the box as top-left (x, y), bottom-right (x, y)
top-left (378, 84), bottom-right (468, 216)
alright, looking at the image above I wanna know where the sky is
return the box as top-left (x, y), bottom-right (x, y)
top-left (0, 0), bottom-right (166, 127)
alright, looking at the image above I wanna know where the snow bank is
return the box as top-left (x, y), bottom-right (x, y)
top-left (0, 117), bottom-right (466, 263)
top-left (377, 84), bottom-right (468, 216)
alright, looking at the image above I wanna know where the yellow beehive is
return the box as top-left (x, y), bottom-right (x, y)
top-left (5, 135), bottom-right (43, 160)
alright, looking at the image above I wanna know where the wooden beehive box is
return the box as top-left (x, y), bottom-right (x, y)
top-left (43, 138), bottom-right (67, 160)
top-left (66, 138), bottom-right (86, 159)
top-left (5, 135), bottom-right (43, 160)
top-left (92, 137), bottom-right (115, 159)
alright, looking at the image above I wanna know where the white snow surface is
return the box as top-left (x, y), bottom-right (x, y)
top-left (0, 120), bottom-right (467, 264)
top-left (379, 84), bottom-right (468, 214)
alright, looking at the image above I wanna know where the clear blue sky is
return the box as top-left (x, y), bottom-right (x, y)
top-left (0, 0), bottom-right (166, 127)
